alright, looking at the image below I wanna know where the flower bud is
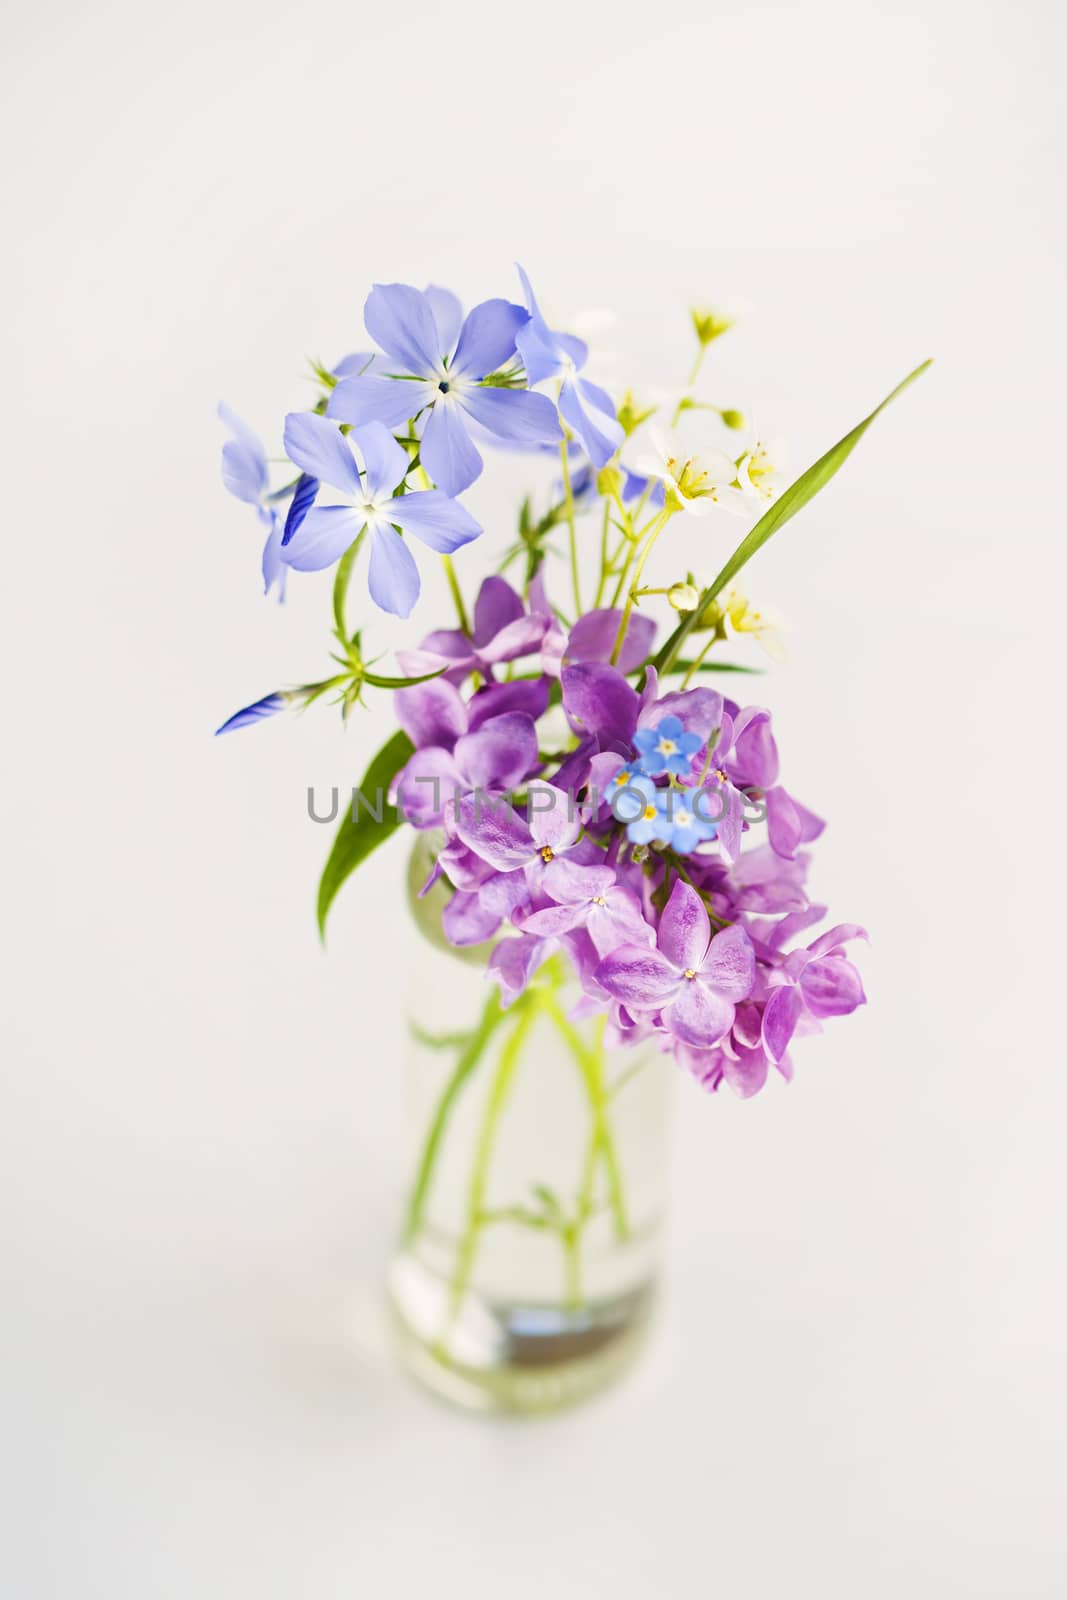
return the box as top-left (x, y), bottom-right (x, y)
top-left (719, 408), bottom-right (745, 430)
top-left (668, 582), bottom-right (700, 612)
top-left (690, 307), bottom-right (734, 347)
top-left (596, 464), bottom-right (623, 499)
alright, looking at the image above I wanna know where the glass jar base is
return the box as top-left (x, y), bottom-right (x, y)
top-left (388, 1251), bottom-right (656, 1415)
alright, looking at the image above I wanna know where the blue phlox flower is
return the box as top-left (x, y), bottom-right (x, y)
top-left (632, 715), bottom-right (704, 777)
top-left (326, 282), bottom-right (563, 497)
top-left (280, 413), bottom-right (483, 618)
top-left (215, 691), bottom-right (287, 736)
top-left (515, 266), bottom-right (624, 469)
top-left (219, 403), bottom-right (288, 601)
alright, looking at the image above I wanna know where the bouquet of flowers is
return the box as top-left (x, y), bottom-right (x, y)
top-left (218, 268), bottom-right (925, 1101)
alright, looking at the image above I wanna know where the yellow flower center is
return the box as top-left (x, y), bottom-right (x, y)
top-left (539, 845), bottom-right (555, 863)
top-left (591, 895), bottom-right (606, 906)
top-left (683, 968), bottom-right (697, 980)
top-left (643, 804), bottom-right (657, 821)
top-left (658, 738), bottom-right (677, 756)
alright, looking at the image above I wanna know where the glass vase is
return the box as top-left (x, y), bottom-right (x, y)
top-left (388, 841), bottom-right (672, 1414)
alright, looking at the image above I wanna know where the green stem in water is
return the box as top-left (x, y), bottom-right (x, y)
top-left (542, 999), bottom-right (629, 1243)
top-left (441, 1002), bottom-right (538, 1333)
top-left (403, 991), bottom-right (505, 1246)
top-left (559, 440), bottom-right (581, 615)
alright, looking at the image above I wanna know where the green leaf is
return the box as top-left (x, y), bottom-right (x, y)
top-left (316, 727), bottom-right (414, 939)
top-left (646, 657), bottom-right (764, 676)
top-left (362, 666), bottom-right (446, 690)
top-left (653, 360), bottom-right (932, 674)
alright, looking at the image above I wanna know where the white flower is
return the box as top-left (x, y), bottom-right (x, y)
top-left (723, 588), bottom-right (786, 662)
top-left (737, 431), bottom-right (787, 504)
top-left (635, 427), bottom-right (748, 518)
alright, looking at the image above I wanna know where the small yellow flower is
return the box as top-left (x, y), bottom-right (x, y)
top-left (690, 307), bottom-right (734, 347)
top-left (668, 581), bottom-right (700, 612)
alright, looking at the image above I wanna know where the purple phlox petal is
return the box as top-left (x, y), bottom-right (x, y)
top-left (260, 513), bottom-right (287, 601)
top-left (424, 285), bottom-right (463, 354)
top-left (396, 747), bottom-right (463, 829)
top-left (762, 984), bottom-right (805, 1064)
top-left (442, 889), bottom-right (501, 947)
top-left (421, 399), bottom-right (484, 496)
top-left (700, 924), bottom-right (757, 1001)
top-left (466, 677), bottom-right (550, 731)
top-left (662, 980), bottom-right (735, 1049)
top-left (281, 505), bottom-right (363, 572)
top-left (656, 880), bottom-right (711, 972)
top-left (383, 488), bottom-right (482, 555)
top-left (766, 785), bottom-right (825, 860)
top-left (798, 953), bottom-right (867, 1017)
top-left (526, 781), bottom-right (583, 853)
top-left (327, 374), bottom-right (418, 430)
top-left (454, 711), bottom-right (539, 792)
top-left (561, 661), bottom-right (639, 746)
top-left (806, 923), bottom-right (869, 960)
top-left (395, 676), bottom-right (468, 751)
top-left (458, 386), bottom-right (564, 449)
top-left (488, 935), bottom-right (551, 1007)
top-left (595, 944), bottom-right (681, 1011)
top-left (455, 791), bottom-right (534, 872)
top-left (331, 351), bottom-right (380, 379)
top-left (473, 576), bottom-right (525, 642)
top-left (354, 420), bottom-right (409, 498)
top-left (640, 686), bottom-right (724, 743)
top-left (281, 472), bottom-right (318, 549)
top-left (564, 609), bottom-right (656, 675)
top-left (728, 707), bottom-right (780, 789)
top-left (550, 738), bottom-right (596, 802)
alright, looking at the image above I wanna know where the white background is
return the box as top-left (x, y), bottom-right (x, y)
top-left (2, 0), bottom-right (1065, 1594)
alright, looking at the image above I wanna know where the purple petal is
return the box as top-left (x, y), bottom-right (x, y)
top-left (425, 284), bottom-right (463, 354)
top-left (364, 282), bottom-right (441, 374)
top-left (542, 858), bottom-right (615, 906)
top-left (459, 385), bottom-right (564, 446)
top-left (799, 955), bottom-right (866, 1018)
top-left (396, 747), bottom-right (463, 828)
top-left (450, 298), bottom-right (526, 379)
top-left (561, 662), bottom-right (639, 745)
top-left (454, 712), bottom-right (538, 792)
top-left (280, 472), bottom-right (318, 548)
top-left (327, 375), bottom-right (420, 430)
top-left (455, 791), bottom-right (533, 872)
top-left (663, 979), bottom-right (735, 1049)
top-left (559, 374), bottom-right (624, 468)
top-left (730, 708), bottom-right (780, 788)
top-left (526, 781), bottom-right (582, 851)
top-left (385, 488), bottom-right (482, 554)
top-left (260, 515), bottom-right (287, 600)
top-left (473, 576), bottom-right (525, 644)
top-left (353, 421), bottom-right (408, 498)
top-left (283, 412), bottom-right (361, 496)
top-left (595, 945), bottom-right (681, 1010)
top-left (488, 935), bottom-right (550, 1007)
top-left (394, 677), bottom-right (468, 751)
top-left (721, 1047), bottom-right (770, 1099)
top-left (466, 677), bottom-right (550, 731)
top-left (219, 404), bottom-right (267, 503)
top-left (281, 505), bottom-right (362, 571)
top-left (442, 889), bottom-right (501, 947)
top-left (566, 609), bottom-right (656, 674)
top-left (588, 886), bottom-right (654, 957)
top-left (806, 923), bottom-right (869, 960)
top-left (479, 615), bottom-right (550, 665)
top-left (367, 525), bottom-right (420, 617)
top-left (656, 881), bottom-right (709, 972)
top-left (766, 786), bottom-right (804, 859)
top-left (641, 686), bottom-right (723, 742)
top-left (762, 984), bottom-right (804, 1064)
top-left (520, 901), bottom-right (587, 938)
top-left (700, 924), bottom-right (756, 1002)
top-left (421, 402), bottom-right (483, 496)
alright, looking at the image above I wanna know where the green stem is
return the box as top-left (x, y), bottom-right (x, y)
top-left (441, 1002), bottom-right (537, 1332)
top-left (688, 345), bottom-right (706, 388)
top-left (441, 554), bottom-right (471, 634)
top-left (542, 999), bottom-right (629, 1242)
top-left (593, 498), bottom-right (611, 607)
top-left (559, 441), bottom-right (581, 615)
top-left (403, 991), bottom-right (504, 1246)
top-left (680, 626), bottom-right (719, 689)
top-left (609, 508), bottom-right (672, 666)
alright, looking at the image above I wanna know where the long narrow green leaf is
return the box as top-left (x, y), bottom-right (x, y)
top-left (653, 360), bottom-right (932, 674)
top-left (316, 727), bottom-right (414, 939)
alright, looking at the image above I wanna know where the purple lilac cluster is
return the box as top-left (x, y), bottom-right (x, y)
top-left (394, 575), bottom-right (867, 1099)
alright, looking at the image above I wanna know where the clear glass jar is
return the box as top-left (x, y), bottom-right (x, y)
top-left (388, 841), bottom-right (672, 1414)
